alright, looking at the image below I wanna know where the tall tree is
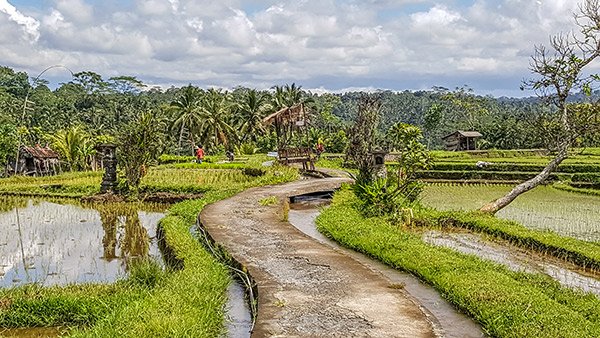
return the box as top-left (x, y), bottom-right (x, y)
top-left (481, 0), bottom-right (600, 214)
top-left (233, 89), bottom-right (272, 142)
top-left (345, 94), bottom-right (383, 183)
top-left (198, 88), bottom-right (235, 151)
top-left (170, 85), bottom-right (204, 154)
top-left (46, 125), bottom-right (94, 171)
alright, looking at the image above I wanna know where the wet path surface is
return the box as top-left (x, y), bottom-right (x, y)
top-left (288, 204), bottom-right (485, 338)
top-left (423, 231), bottom-right (600, 297)
top-left (201, 178), bottom-right (436, 338)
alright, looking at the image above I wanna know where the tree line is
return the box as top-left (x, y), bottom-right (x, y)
top-left (2, 64), bottom-right (600, 173)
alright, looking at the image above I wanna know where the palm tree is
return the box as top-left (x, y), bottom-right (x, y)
top-left (170, 85), bottom-right (203, 154)
top-left (272, 83), bottom-right (308, 109)
top-left (198, 89), bottom-right (236, 150)
top-left (233, 89), bottom-right (272, 142)
top-left (47, 125), bottom-right (93, 171)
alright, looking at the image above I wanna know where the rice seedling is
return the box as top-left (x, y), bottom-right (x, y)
top-left (0, 197), bottom-right (165, 288)
top-left (422, 184), bottom-right (600, 242)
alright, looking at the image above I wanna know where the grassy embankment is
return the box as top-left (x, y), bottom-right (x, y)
top-left (317, 188), bottom-right (600, 338)
top-left (0, 155), bottom-right (298, 337)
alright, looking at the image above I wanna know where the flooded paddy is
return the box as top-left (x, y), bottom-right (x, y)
top-left (422, 185), bottom-right (600, 242)
top-left (0, 196), bottom-right (165, 287)
top-left (288, 193), bottom-right (485, 338)
top-left (423, 230), bottom-right (600, 297)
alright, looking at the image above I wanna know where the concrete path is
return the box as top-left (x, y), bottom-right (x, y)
top-left (200, 178), bottom-right (436, 337)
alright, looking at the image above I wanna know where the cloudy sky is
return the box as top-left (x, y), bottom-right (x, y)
top-left (0, 0), bottom-right (588, 97)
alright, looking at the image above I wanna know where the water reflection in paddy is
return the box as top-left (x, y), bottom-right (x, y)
top-left (0, 197), bottom-right (166, 287)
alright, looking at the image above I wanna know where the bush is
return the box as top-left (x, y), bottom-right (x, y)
top-left (352, 179), bottom-right (416, 222)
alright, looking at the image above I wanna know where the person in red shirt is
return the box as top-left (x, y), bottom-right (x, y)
top-left (195, 145), bottom-right (205, 164)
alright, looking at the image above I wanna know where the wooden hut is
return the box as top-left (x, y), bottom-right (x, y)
top-left (262, 104), bottom-right (315, 170)
top-left (442, 131), bottom-right (482, 151)
top-left (14, 145), bottom-right (61, 176)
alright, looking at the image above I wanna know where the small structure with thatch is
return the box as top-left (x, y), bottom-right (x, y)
top-left (442, 131), bottom-right (482, 151)
top-left (263, 104), bottom-right (315, 170)
top-left (13, 145), bottom-right (61, 176)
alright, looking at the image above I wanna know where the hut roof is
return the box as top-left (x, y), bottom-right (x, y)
top-left (262, 104), bottom-right (304, 125)
top-left (442, 130), bottom-right (482, 139)
top-left (22, 145), bottom-right (60, 159)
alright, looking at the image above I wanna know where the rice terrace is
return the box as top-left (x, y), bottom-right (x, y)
top-left (3, 0), bottom-right (600, 337)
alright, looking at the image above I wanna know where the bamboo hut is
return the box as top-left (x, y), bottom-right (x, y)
top-left (262, 104), bottom-right (315, 170)
top-left (12, 145), bottom-right (61, 176)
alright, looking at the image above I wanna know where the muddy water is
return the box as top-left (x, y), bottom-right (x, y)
top-left (0, 197), bottom-right (165, 287)
top-left (288, 197), bottom-right (485, 338)
top-left (423, 231), bottom-right (600, 297)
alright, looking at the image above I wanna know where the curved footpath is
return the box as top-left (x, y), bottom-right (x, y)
top-left (200, 177), bottom-right (436, 337)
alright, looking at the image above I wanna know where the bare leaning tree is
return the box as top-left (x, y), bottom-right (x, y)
top-left (344, 94), bottom-right (383, 183)
top-left (481, 0), bottom-right (600, 214)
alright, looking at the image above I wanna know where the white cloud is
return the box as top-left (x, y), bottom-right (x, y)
top-left (0, 0), bottom-right (40, 41)
top-left (0, 0), bottom-right (594, 96)
top-left (54, 0), bottom-right (93, 24)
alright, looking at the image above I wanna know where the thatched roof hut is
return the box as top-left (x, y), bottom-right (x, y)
top-left (442, 131), bottom-right (483, 151)
top-left (262, 104), bottom-right (306, 126)
top-left (262, 104), bottom-right (315, 170)
top-left (15, 145), bottom-right (61, 176)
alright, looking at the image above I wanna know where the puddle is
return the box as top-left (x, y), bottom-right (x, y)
top-left (0, 327), bottom-right (66, 338)
top-left (225, 280), bottom-right (252, 338)
top-left (423, 231), bottom-right (600, 297)
top-left (0, 197), bottom-right (166, 287)
top-left (288, 194), bottom-right (485, 338)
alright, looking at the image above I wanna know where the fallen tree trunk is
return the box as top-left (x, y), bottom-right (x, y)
top-left (480, 146), bottom-right (568, 214)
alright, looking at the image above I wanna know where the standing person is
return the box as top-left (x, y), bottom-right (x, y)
top-left (316, 141), bottom-right (325, 159)
top-left (195, 145), bottom-right (205, 164)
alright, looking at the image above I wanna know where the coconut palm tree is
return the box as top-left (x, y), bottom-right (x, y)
top-left (233, 89), bottom-right (272, 142)
top-left (198, 88), bottom-right (236, 150)
top-left (170, 85), bottom-right (203, 154)
top-left (272, 83), bottom-right (308, 109)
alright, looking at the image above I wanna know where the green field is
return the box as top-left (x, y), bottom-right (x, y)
top-left (422, 184), bottom-right (600, 242)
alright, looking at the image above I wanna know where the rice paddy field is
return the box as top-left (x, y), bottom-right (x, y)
top-left (0, 196), bottom-right (165, 287)
top-left (419, 148), bottom-right (600, 243)
top-left (0, 155), bottom-right (299, 337)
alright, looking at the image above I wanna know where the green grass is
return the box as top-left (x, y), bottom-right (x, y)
top-left (259, 196), bottom-right (278, 206)
top-left (0, 171), bottom-right (101, 197)
top-left (70, 194), bottom-right (233, 338)
top-left (422, 184), bottom-right (600, 242)
top-left (317, 188), bottom-right (600, 338)
top-left (429, 148), bottom-right (600, 161)
top-left (0, 260), bottom-right (165, 329)
top-left (0, 161), bottom-right (298, 197)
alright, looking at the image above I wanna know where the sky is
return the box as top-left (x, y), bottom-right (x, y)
top-left (0, 0), bottom-right (590, 97)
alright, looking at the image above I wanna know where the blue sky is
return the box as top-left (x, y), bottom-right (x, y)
top-left (0, 0), bottom-right (588, 97)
